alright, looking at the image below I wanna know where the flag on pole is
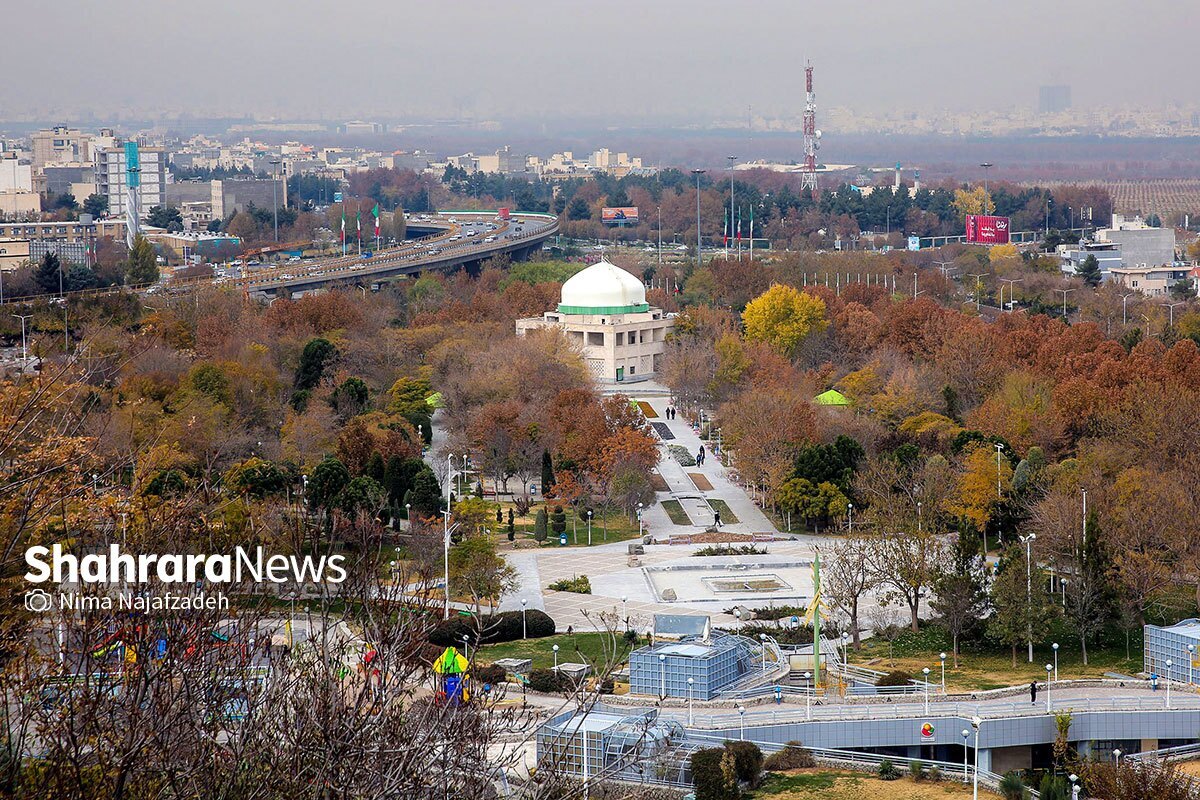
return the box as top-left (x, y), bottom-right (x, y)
top-left (723, 209), bottom-right (728, 246)
top-left (340, 208), bottom-right (345, 243)
top-left (372, 203), bottom-right (380, 237)
top-left (736, 206), bottom-right (742, 241)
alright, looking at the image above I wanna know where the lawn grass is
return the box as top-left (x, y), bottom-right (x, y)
top-left (708, 499), bottom-right (739, 524)
top-left (506, 507), bottom-right (644, 546)
top-left (849, 621), bottom-right (1144, 692)
top-left (661, 499), bottom-right (693, 526)
top-left (478, 631), bottom-right (634, 671)
top-left (753, 770), bottom-right (974, 799)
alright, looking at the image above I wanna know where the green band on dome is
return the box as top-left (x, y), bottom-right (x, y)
top-left (557, 303), bottom-right (650, 315)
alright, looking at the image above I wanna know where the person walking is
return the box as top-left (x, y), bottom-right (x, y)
top-left (698, 444), bottom-right (706, 465)
top-left (1030, 681), bottom-right (1037, 705)
top-left (714, 509), bottom-right (722, 528)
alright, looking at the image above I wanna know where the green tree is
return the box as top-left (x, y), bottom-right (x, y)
top-left (82, 193), bottom-right (108, 217)
top-left (295, 337), bottom-right (336, 390)
top-left (550, 505), bottom-right (567, 539)
top-left (540, 450), bottom-right (556, 493)
top-left (407, 467), bottom-right (443, 518)
top-left (932, 528), bottom-right (987, 666)
top-left (223, 457), bottom-right (289, 499)
top-left (533, 507), bottom-right (548, 543)
top-left (988, 545), bottom-right (1058, 666)
top-left (147, 204), bottom-right (184, 232)
top-left (308, 456), bottom-right (351, 511)
top-left (338, 475), bottom-right (386, 516)
top-left (34, 252), bottom-right (63, 294)
top-left (567, 196), bottom-right (591, 220)
top-left (125, 234), bottom-right (159, 285)
top-left (1076, 254), bottom-right (1101, 288)
top-left (330, 376), bottom-right (369, 417)
top-left (449, 536), bottom-right (517, 612)
top-left (1064, 511), bottom-right (1116, 665)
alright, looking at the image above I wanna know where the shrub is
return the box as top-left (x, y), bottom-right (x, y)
top-left (526, 668), bottom-right (574, 694)
top-left (928, 766), bottom-right (943, 782)
top-left (427, 609), bottom-right (555, 646)
top-left (694, 545), bottom-right (766, 557)
top-left (999, 771), bottom-right (1026, 800)
top-left (1039, 774), bottom-right (1069, 800)
top-left (550, 505), bottom-right (567, 537)
top-left (533, 508), bottom-right (548, 542)
top-left (473, 663), bottom-right (505, 685)
top-left (762, 741), bottom-right (815, 771)
top-left (723, 740), bottom-right (764, 788)
top-left (909, 760), bottom-right (925, 781)
top-left (690, 748), bottom-right (738, 800)
top-left (878, 759), bottom-right (899, 780)
top-left (876, 669), bottom-right (914, 687)
top-left (548, 575), bottom-right (591, 594)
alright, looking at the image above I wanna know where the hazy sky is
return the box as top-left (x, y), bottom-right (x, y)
top-left (2, 0), bottom-right (1194, 121)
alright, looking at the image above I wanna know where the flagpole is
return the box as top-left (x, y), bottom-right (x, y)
top-left (813, 552), bottom-right (821, 688)
top-left (749, 204), bottom-right (754, 261)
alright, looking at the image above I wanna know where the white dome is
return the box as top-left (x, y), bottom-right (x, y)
top-left (559, 260), bottom-right (647, 313)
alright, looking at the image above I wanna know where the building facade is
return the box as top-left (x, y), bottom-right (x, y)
top-left (515, 260), bottom-right (673, 384)
top-left (1096, 214), bottom-right (1176, 268)
top-left (31, 126), bottom-right (92, 170)
top-left (94, 145), bottom-right (166, 219)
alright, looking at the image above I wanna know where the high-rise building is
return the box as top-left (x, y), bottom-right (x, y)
top-left (94, 145), bottom-right (166, 220)
top-left (1038, 85), bottom-right (1071, 114)
top-left (31, 126), bottom-right (93, 170)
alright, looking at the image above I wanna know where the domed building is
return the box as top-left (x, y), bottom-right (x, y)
top-left (515, 259), bottom-right (674, 383)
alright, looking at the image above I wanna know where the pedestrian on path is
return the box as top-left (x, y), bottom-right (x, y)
top-left (697, 445), bottom-right (706, 465)
top-left (714, 508), bottom-right (722, 527)
top-left (1030, 681), bottom-right (1037, 705)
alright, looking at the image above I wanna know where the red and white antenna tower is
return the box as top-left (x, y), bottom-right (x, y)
top-left (800, 60), bottom-right (820, 200)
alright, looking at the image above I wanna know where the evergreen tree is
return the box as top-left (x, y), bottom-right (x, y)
top-left (988, 545), bottom-right (1058, 666)
top-left (125, 235), bottom-right (159, 285)
top-left (550, 505), bottom-right (567, 539)
top-left (1065, 511), bottom-right (1116, 665)
top-left (1076, 254), bottom-right (1102, 288)
top-left (307, 456), bottom-right (351, 511)
top-left (295, 337), bottom-right (336, 390)
top-left (34, 252), bottom-right (63, 294)
top-left (533, 508), bottom-right (548, 542)
top-left (541, 450), bottom-right (556, 493)
top-left (408, 467), bottom-right (442, 518)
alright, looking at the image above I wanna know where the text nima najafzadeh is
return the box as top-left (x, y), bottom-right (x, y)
top-left (24, 544), bottom-right (348, 586)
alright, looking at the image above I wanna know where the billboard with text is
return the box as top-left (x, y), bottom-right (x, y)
top-left (965, 214), bottom-right (1011, 244)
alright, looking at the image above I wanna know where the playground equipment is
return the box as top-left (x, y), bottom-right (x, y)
top-left (432, 646), bottom-right (471, 706)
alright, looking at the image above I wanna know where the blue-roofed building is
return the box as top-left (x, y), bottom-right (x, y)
top-left (629, 632), bottom-right (757, 699)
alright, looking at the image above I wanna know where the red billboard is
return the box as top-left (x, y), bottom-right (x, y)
top-left (965, 214), bottom-right (1011, 244)
top-left (601, 206), bottom-right (639, 225)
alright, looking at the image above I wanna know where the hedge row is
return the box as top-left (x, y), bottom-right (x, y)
top-left (427, 609), bottom-right (555, 647)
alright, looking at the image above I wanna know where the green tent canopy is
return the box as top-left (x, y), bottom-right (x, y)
top-left (814, 389), bottom-right (850, 406)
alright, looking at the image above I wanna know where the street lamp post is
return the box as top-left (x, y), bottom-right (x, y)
top-left (11, 314), bottom-right (30, 368)
top-left (1188, 644), bottom-right (1195, 685)
top-left (995, 443), bottom-right (1005, 498)
top-left (621, 595), bottom-right (628, 630)
top-left (734, 608), bottom-right (742, 634)
top-left (1122, 293), bottom-right (1135, 326)
top-left (1000, 278), bottom-right (1023, 312)
top-left (1019, 533), bottom-right (1037, 662)
top-left (687, 677), bottom-right (695, 725)
top-left (1054, 287), bottom-right (1076, 320)
top-left (587, 509), bottom-right (593, 546)
top-left (1166, 660), bottom-right (1173, 708)
top-left (923, 667), bottom-right (931, 714)
top-left (1052, 642), bottom-right (1059, 682)
top-left (726, 155), bottom-right (736, 260)
top-left (940, 652), bottom-right (947, 692)
top-left (637, 502), bottom-right (643, 538)
top-left (692, 169), bottom-right (706, 266)
top-left (961, 729), bottom-right (971, 783)
top-left (521, 598), bottom-right (527, 639)
top-left (847, 503), bottom-right (853, 532)
top-left (659, 653), bottom-right (666, 699)
top-left (552, 644), bottom-right (559, 672)
top-left (1113, 749), bottom-right (1121, 767)
top-left (738, 705), bottom-right (745, 740)
top-left (804, 671), bottom-right (812, 720)
top-left (1069, 774), bottom-right (1079, 800)
top-left (967, 272), bottom-right (989, 312)
top-left (971, 717), bottom-right (982, 800)
top-left (1045, 664), bottom-right (1053, 712)
top-left (759, 633), bottom-right (768, 675)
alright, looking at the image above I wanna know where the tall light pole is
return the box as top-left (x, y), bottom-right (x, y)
top-left (847, 503), bottom-right (853, 532)
top-left (1045, 664), bottom-right (1053, 712)
top-left (687, 676), bottom-right (695, 725)
top-left (804, 671), bottom-right (812, 720)
top-left (923, 667), bottom-right (931, 714)
top-left (967, 272), bottom-right (989, 312)
top-left (1166, 659), bottom-right (1173, 708)
top-left (521, 598), bottom-right (528, 639)
top-left (692, 169), bottom-right (705, 266)
top-left (738, 705), bottom-right (745, 740)
top-left (637, 502), bottom-right (644, 538)
top-left (759, 633), bottom-right (768, 675)
top-left (1052, 642), bottom-right (1059, 682)
top-left (1000, 277), bottom-right (1023, 312)
top-left (1188, 644), bottom-right (1195, 685)
top-left (995, 443), bottom-right (1005, 498)
top-left (971, 717), bottom-right (982, 800)
top-left (940, 652), bottom-right (947, 692)
top-left (1122, 293), bottom-right (1135, 326)
top-left (726, 156), bottom-right (736, 260)
top-left (586, 509), bottom-right (593, 546)
top-left (270, 157), bottom-right (282, 243)
top-left (1162, 301), bottom-right (1184, 327)
top-left (961, 729), bottom-right (970, 784)
top-left (1019, 533), bottom-right (1037, 662)
top-left (659, 653), bottom-right (666, 699)
top-left (979, 163), bottom-right (993, 211)
top-left (1054, 287), bottom-right (1076, 320)
top-left (11, 313), bottom-right (30, 367)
